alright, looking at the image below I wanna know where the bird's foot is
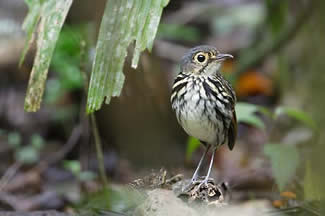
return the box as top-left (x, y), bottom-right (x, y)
top-left (181, 176), bottom-right (214, 193)
top-left (195, 176), bottom-right (215, 189)
top-left (178, 177), bottom-right (229, 204)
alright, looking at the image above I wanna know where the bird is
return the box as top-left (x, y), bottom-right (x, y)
top-left (170, 45), bottom-right (237, 188)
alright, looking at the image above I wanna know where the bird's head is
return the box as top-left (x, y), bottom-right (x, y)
top-left (180, 45), bottom-right (233, 76)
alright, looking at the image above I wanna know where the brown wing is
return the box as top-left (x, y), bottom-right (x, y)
top-left (227, 109), bottom-right (237, 150)
top-left (215, 75), bottom-right (237, 150)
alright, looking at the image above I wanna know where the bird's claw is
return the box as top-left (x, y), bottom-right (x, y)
top-left (182, 176), bottom-right (214, 192)
top-left (197, 179), bottom-right (209, 188)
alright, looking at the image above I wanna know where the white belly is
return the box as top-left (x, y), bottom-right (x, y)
top-left (182, 114), bottom-right (219, 144)
top-left (176, 88), bottom-right (224, 145)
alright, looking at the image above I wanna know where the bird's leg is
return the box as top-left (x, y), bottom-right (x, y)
top-left (198, 146), bottom-right (217, 187)
top-left (182, 145), bottom-right (211, 192)
top-left (190, 145), bottom-right (210, 183)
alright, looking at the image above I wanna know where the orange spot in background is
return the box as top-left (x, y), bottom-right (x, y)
top-left (236, 70), bottom-right (273, 97)
top-left (220, 59), bottom-right (273, 97)
top-left (272, 200), bottom-right (286, 208)
top-left (280, 191), bottom-right (297, 199)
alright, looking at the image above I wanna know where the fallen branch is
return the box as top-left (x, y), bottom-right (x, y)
top-left (0, 191), bottom-right (61, 211)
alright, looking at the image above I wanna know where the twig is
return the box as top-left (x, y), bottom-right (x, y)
top-left (1, 171), bottom-right (40, 193)
top-left (0, 211), bottom-right (68, 216)
top-left (232, 1), bottom-right (316, 82)
top-left (0, 162), bottom-right (22, 192)
top-left (37, 124), bottom-right (83, 172)
top-left (90, 113), bottom-right (109, 187)
top-left (0, 191), bottom-right (61, 211)
top-left (79, 39), bottom-right (109, 187)
top-left (0, 191), bottom-right (21, 210)
top-left (0, 123), bottom-right (83, 193)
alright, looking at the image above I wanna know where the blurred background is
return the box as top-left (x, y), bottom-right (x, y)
top-left (0, 0), bottom-right (324, 214)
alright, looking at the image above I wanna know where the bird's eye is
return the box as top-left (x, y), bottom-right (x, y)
top-left (197, 55), bottom-right (205, 62)
top-left (196, 54), bottom-right (206, 63)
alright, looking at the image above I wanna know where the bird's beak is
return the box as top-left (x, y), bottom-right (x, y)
top-left (213, 53), bottom-right (233, 61)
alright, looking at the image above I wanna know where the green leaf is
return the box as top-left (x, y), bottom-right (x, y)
top-left (44, 79), bottom-right (63, 104)
top-left (275, 107), bottom-right (317, 130)
top-left (16, 146), bottom-right (39, 164)
top-left (131, 0), bottom-right (170, 66)
top-left (86, 0), bottom-right (170, 113)
top-left (0, 129), bottom-right (6, 136)
top-left (63, 160), bottom-right (81, 175)
top-left (78, 171), bottom-right (97, 181)
top-left (23, 0), bottom-right (73, 112)
top-left (30, 134), bottom-right (44, 150)
top-left (235, 102), bottom-right (265, 129)
top-left (51, 26), bottom-right (85, 90)
top-left (7, 132), bottom-right (22, 148)
top-left (186, 137), bottom-right (201, 160)
top-left (264, 143), bottom-right (299, 191)
top-left (80, 187), bottom-right (144, 214)
top-left (19, 0), bottom-right (42, 67)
